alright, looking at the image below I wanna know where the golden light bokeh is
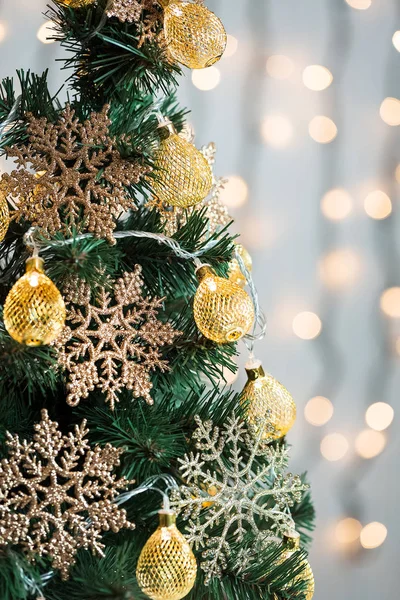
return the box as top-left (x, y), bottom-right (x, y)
top-left (292, 311), bottom-right (322, 340)
top-left (380, 287), bottom-right (400, 318)
top-left (365, 402), bottom-right (394, 431)
top-left (191, 66), bottom-right (221, 91)
top-left (395, 163), bottom-right (400, 183)
top-left (0, 21), bottom-right (7, 42)
top-left (219, 175), bottom-right (248, 208)
top-left (37, 21), bottom-right (56, 45)
top-left (345, 0), bottom-right (372, 9)
top-left (223, 34), bottom-right (238, 58)
top-left (335, 518), bottom-right (362, 544)
top-left (303, 65), bottom-right (333, 91)
top-left (380, 97), bottom-right (400, 126)
top-left (321, 188), bottom-right (353, 221)
top-left (261, 115), bottom-right (293, 148)
top-left (355, 429), bottom-right (386, 459)
top-left (319, 249), bottom-right (361, 289)
top-left (304, 396), bottom-right (334, 426)
top-left (266, 55), bottom-right (294, 80)
top-left (320, 433), bottom-right (349, 462)
top-left (364, 190), bottom-right (392, 220)
top-left (360, 522), bottom-right (387, 549)
top-left (309, 116), bottom-right (338, 143)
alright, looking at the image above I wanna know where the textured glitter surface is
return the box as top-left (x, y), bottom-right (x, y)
top-left (0, 190), bottom-right (9, 242)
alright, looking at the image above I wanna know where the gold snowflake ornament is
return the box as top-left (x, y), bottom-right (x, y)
top-left (0, 410), bottom-right (134, 580)
top-left (107, 0), bottom-right (162, 46)
top-left (55, 266), bottom-right (180, 410)
top-left (0, 105), bottom-right (149, 244)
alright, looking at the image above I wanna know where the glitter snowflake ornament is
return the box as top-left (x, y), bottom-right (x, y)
top-left (0, 105), bottom-right (149, 244)
top-left (171, 414), bottom-right (308, 583)
top-left (55, 266), bottom-right (180, 409)
top-left (0, 410), bottom-right (134, 579)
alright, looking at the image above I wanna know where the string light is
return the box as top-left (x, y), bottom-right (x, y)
top-left (365, 403), bottom-right (394, 431)
top-left (219, 175), bottom-right (248, 208)
top-left (37, 21), bottom-right (56, 44)
top-left (292, 311), bottom-right (322, 340)
top-left (335, 518), bottom-right (362, 544)
top-left (191, 67), bottom-right (221, 91)
top-left (380, 287), bottom-right (400, 318)
top-left (379, 97), bottom-right (400, 126)
top-left (360, 522), bottom-right (387, 549)
top-left (364, 190), bottom-right (392, 220)
top-left (266, 55), bottom-right (294, 80)
top-left (223, 34), bottom-right (238, 58)
top-left (393, 31), bottom-right (400, 52)
top-left (321, 188), bottom-right (353, 220)
top-left (355, 429), bottom-right (386, 459)
top-left (320, 433), bottom-right (349, 462)
top-left (345, 0), bottom-right (372, 9)
top-left (303, 65), bottom-right (333, 91)
top-left (304, 396), bottom-right (334, 426)
top-left (309, 116), bottom-right (337, 144)
top-left (318, 249), bottom-right (361, 289)
top-left (261, 115), bottom-right (293, 148)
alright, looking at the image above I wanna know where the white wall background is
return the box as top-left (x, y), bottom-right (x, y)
top-left (0, 1), bottom-right (399, 598)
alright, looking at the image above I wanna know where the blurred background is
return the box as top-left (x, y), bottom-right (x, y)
top-left (0, 0), bottom-right (399, 598)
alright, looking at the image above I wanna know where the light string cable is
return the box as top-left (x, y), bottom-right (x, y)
top-left (115, 473), bottom-right (179, 512)
top-left (0, 94), bottom-right (21, 143)
top-left (12, 552), bottom-right (53, 600)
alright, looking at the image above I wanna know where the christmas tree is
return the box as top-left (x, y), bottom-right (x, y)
top-left (0, 2), bottom-right (315, 599)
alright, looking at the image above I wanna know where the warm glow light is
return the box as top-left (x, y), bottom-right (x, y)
top-left (364, 190), bottom-right (392, 220)
top-left (360, 522), bottom-right (387, 549)
top-left (192, 67), bottom-right (221, 91)
top-left (261, 115), bottom-right (293, 148)
top-left (266, 55), bottom-right (294, 80)
top-left (319, 249), bottom-right (361, 289)
top-left (292, 312), bottom-right (322, 340)
top-left (37, 21), bottom-right (56, 44)
top-left (393, 31), bottom-right (400, 52)
top-left (321, 188), bottom-right (353, 221)
top-left (303, 65), bottom-right (333, 91)
top-left (309, 116), bottom-right (337, 143)
top-left (223, 34), bottom-right (238, 58)
top-left (345, 0), bottom-right (372, 9)
top-left (335, 518), bottom-right (362, 544)
top-left (320, 433), bottom-right (349, 461)
top-left (380, 97), bottom-right (400, 126)
top-left (395, 164), bottom-right (400, 183)
top-left (222, 366), bottom-right (239, 385)
top-left (355, 429), bottom-right (386, 459)
top-left (305, 396), bottom-right (334, 426)
top-left (365, 403), bottom-right (394, 431)
top-left (380, 287), bottom-right (400, 318)
top-left (219, 175), bottom-right (248, 208)
top-left (0, 22), bottom-right (7, 42)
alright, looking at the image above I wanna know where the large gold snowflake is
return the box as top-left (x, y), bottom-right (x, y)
top-left (0, 410), bottom-right (134, 580)
top-left (55, 266), bottom-right (180, 410)
top-left (0, 105), bottom-right (149, 243)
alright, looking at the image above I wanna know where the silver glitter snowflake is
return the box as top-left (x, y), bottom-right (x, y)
top-left (171, 414), bottom-right (308, 583)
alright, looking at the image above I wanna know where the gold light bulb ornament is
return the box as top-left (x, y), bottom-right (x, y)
top-left (0, 190), bottom-right (9, 242)
top-left (241, 360), bottom-right (296, 440)
top-left (152, 119), bottom-right (213, 209)
top-left (280, 531), bottom-right (315, 600)
top-left (56, 0), bottom-right (96, 7)
top-left (228, 243), bottom-right (253, 287)
top-left (136, 510), bottom-right (197, 600)
top-left (4, 256), bottom-right (66, 347)
top-left (193, 265), bottom-right (255, 344)
top-left (162, 0), bottom-right (227, 69)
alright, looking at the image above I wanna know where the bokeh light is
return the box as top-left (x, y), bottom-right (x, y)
top-left (0, 21), bottom-right (7, 42)
top-left (380, 287), bottom-right (400, 318)
top-left (345, 0), bottom-right (372, 9)
top-left (37, 21), bottom-right (56, 44)
top-left (309, 116), bottom-right (337, 143)
top-left (219, 175), bottom-right (248, 208)
top-left (321, 188), bottom-right (353, 221)
top-left (360, 522), bottom-right (387, 549)
top-left (355, 429), bottom-right (386, 459)
top-left (223, 34), bottom-right (238, 58)
top-left (293, 312), bottom-right (322, 340)
top-left (304, 396), bottom-right (334, 426)
top-left (266, 55), bottom-right (294, 80)
top-left (321, 433), bottom-right (349, 462)
top-left (261, 115), bottom-right (293, 148)
top-left (319, 249), bottom-right (361, 289)
top-left (335, 518), bottom-right (362, 544)
top-left (303, 65), bottom-right (333, 91)
top-left (395, 164), bottom-right (400, 183)
top-left (192, 67), bottom-right (221, 91)
top-left (365, 403), bottom-right (394, 431)
top-left (380, 97), bottom-right (400, 126)
top-left (221, 366), bottom-right (239, 385)
top-left (364, 190), bottom-right (392, 219)
top-left (393, 31), bottom-right (400, 52)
